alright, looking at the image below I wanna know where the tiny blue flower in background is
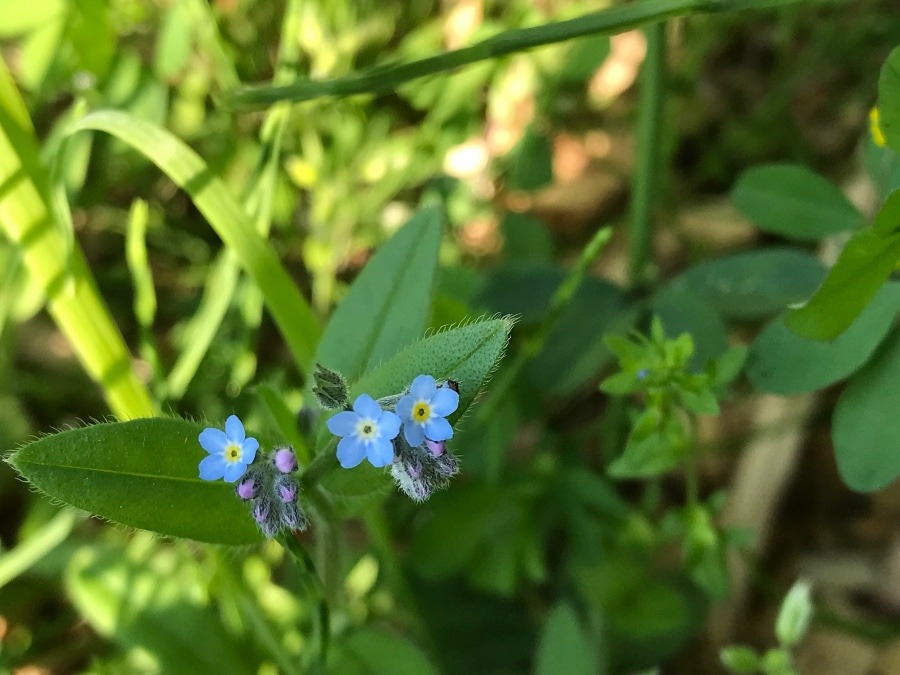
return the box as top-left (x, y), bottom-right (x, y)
top-left (637, 368), bottom-right (650, 380)
top-left (397, 375), bottom-right (459, 447)
top-left (327, 394), bottom-right (401, 469)
top-left (198, 415), bottom-right (259, 482)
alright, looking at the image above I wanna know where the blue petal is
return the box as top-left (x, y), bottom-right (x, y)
top-left (199, 454), bottom-right (226, 480)
top-left (410, 374), bottom-right (436, 400)
top-left (337, 435), bottom-right (367, 469)
top-left (396, 395), bottom-right (414, 420)
top-left (353, 394), bottom-right (382, 420)
top-left (378, 411), bottom-right (401, 440)
top-left (199, 428), bottom-right (227, 455)
top-left (225, 415), bottom-right (245, 443)
top-left (403, 421), bottom-right (425, 447)
top-left (430, 387), bottom-right (459, 416)
top-left (241, 437), bottom-right (259, 464)
top-left (424, 416), bottom-right (453, 442)
top-left (367, 437), bottom-right (395, 468)
top-left (327, 410), bottom-right (359, 436)
top-left (223, 461), bottom-right (248, 483)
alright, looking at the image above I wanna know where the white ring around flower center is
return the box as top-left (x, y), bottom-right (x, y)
top-left (356, 418), bottom-right (378, 440)
top-left (224, 443), bottom-right (242, 463)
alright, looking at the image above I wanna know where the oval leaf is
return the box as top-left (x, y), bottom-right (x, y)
top-left (671, 248), bottom-right (826, 321)
top-left (747, 283), bottom-right (900, 394)
top-left (878, 45), bottom-right (900, 153)
top-left (733, 164), bottom-right (862, 240)
top-left (785, 228), bottom-right (900, 340)
top-left (7, 418), bottom-right (261, 545)
top-left (833, 327), bottom-right (900, 492)
top-left (315, 206), bottom-right (442, 381)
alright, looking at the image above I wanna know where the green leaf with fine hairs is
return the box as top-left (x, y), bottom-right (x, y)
top-left (6, 418), bottom-right (261, 545)
top-left (833, 327), bottom-right (900, 492)
top-left (315, 206), bottom-right (443, 381)
top-left (878, 45), bottom-right (900, 153)
top-left (785, 227), bottom-right (900, 340)
top-left (69, 110), bottom-right (320, 373)
top-left (733, 164), bottom-right (863, 241)
top-left (535, 603), bottom-right (601, 675)
top-left (352, 317), bottom-right (514, 422)
top-left (747, 283), bottom-right (900, 394)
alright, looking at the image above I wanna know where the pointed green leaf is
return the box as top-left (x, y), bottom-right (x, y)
top-left (351, 317), bottom-right (514, 422)
top-left (7, 418), bottom-right (261, 545)
top-left (733, 164), bottom-right (862, 240)
top-left (747, 282), bottom-right (900, 394)
top-left (535, 603), bottom-right (599, 675)
top-left (833, 327), bottom-right (900, 492)
top-left (785, 228), bottom-right (900, 340)
top-left (315, 206), bottom-right (442, 381)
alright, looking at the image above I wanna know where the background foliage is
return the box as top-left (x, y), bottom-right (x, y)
top-left (1, 0), bottom-right (899, 673)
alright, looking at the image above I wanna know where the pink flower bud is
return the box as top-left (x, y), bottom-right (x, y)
top-left (236, 478), bottom-right (257, 500)
top-left (425, 440), bottom-right (445, 457)
top-left (273, 447), bottom-right (297, 473)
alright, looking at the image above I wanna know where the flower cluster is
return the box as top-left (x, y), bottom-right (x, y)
top-left (323, 372), bottom-right (461, 501)
top-left (198, 417), bottom-right (308, 539)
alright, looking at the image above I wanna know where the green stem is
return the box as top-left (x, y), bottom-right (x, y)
top-left (628, 21), bottom-right (667, 287)
top-left (227, 0), bottom-right (803, 108)
top-left (279, 533), bottom-right (331, 666)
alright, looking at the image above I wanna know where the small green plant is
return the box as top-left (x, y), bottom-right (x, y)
top-left (720, 580), bottom-right (814, 675)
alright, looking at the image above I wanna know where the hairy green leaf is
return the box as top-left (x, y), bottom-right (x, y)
top-left (7, 418), bottom-right (261, 545)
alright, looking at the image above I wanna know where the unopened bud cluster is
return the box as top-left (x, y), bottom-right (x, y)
top-left (236, 446), bottom-right (308, 538)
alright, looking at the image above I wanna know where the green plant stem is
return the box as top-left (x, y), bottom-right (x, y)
top-left (279, 533), bottom-right (331, 666)
top-left (227, 0), bottom-right (802, 108)
top-left (628, 21), bottom-right (667, 287)
top-left (479, 227), bottom-right (613, 482)
top-left (0, 509), bottom-right (78, 589)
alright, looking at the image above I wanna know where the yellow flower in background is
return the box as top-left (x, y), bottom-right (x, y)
top-left (870, 107), bottom-right (887, 147)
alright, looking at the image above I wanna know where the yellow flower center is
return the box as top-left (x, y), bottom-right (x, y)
top-left (224, 443), bottom-right (242, 463)
top-left (412, 401), bottom-right (431, 423)
top-left (356, 418), bottom-right (378, 440)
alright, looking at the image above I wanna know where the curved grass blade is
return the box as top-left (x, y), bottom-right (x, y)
top-left (71, 110), bottom-right (321, 372)
top-left (0, 58), bottom-right (155, 420)
top-left (227, 0), bottom-right (803, 108)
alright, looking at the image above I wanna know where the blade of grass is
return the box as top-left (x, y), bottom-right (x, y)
top-left (226, 0), bottom-right (803, 108)
top-left (0, 509), bottom-right (78, 589)
top-left (164, 0), bottom-right (307, 399)
top-left (0, 58), bottom-right (156, 420)
top-left (70, 110), bottom-right (321, 375)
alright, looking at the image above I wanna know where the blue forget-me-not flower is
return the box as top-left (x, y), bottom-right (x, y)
top-left (327, 394), bottom-right (401, 468)
top-left (198, 415), bottom-right (259, 482)
top-left (396, 375), bottom-right (459, 447)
